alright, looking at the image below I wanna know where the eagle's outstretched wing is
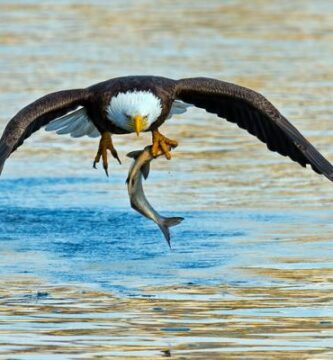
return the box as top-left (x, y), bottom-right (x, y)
top-left (0, 89), bottom-right (96, 174)
top-left (174, 77), bottom-right (333, 181)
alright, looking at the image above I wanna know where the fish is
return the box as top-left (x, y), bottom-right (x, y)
top-left (126, 145), bottom-right (184, 247)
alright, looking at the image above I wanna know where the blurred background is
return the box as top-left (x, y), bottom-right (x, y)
top-left (0, 1), bottom-right (333, 359)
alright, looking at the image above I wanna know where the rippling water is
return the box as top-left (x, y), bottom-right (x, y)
top-left (0, 1), bottom-right (333, 359)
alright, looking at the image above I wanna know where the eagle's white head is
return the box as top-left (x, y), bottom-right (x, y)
top-left (106, 90), bottom-right (162, 135)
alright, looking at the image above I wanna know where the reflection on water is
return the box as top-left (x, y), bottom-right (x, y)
top-left (1, 202), bottom-right (332, 358)
top-left (0, 276), bottom-right (332, 359)
top-left (0, 0), bottom-right (333, 358)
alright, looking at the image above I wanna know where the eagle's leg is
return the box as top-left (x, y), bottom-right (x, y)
top-left (151, 129), bottom-right (178, 160)
top-left (93, 132), bottom-right (121, 176)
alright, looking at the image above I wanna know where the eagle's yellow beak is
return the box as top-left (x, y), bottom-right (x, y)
top-left (133, 115), bottom-right (144, 136)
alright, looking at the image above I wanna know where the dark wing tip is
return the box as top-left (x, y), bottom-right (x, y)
top-left (0, 142), bottom-right (11, 175)
top-left (175, 77), bottom-right (333, 182)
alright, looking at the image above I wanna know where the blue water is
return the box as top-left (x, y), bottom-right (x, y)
top-left (1, 176), bottom-right (331, 295)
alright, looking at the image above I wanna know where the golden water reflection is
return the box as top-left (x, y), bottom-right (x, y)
top-left (0, 276), bottom-right (332, 359)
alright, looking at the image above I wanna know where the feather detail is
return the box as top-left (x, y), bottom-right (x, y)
top-left (175, 77), bottom-right (333, 181)
top-left (166, 100), bottom-right (192, 119)
top-left (45, 108), bottom-right (100, 138)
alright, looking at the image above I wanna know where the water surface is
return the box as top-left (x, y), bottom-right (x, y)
top-left (0, 1), bottom-right (333, 358)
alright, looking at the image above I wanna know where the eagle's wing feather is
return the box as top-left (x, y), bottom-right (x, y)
top-left (0, 88), bottom-right (92, 174)
top-left (174, 77), bottom-right (333, 181)
top-left (166, 100), bottom-right (192, 119)
top-left (45, 107), bottom-right (100, 138)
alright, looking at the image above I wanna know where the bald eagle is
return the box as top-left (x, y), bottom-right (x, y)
top-left (0, 75), bottom-right (332, 181)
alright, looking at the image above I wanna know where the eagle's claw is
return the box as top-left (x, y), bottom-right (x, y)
top-left (93, 132), bottom-right (120, 176)
top-left (151, 130), bottom-right (178, 160)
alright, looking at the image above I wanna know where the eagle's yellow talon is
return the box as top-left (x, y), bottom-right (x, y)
top-left (93, 150), bottom-right (102, 168)
top-left (160, 141), bottom-right (171, 160)
top-left (111, 148), bottom-right (121, 165)
top-left (164, 137), bottom-right (178, 147)
top-left (93, 132), bottom-right (120, 176)
top-left (151, 129), bottom-right (177, 159)
top-left (151, 142), bottom-right (159, 157)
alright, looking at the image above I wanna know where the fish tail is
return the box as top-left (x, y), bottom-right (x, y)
top-left (158, 216), bottom-right (184, 248)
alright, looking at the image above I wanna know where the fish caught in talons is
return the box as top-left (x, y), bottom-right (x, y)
top-left (126, 145), bottom-right (184, 247)
top-left (93, 131), bottom-right (121, 176)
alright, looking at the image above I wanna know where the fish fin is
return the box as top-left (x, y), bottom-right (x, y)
top-left (158, 217), bottom-right (184, 248)
top-left (164, 217), bottom-right (184, 227)
top-left (126, 150), bottom-right (143, 159)
top-left (141, 162), bottom-right (151, 180)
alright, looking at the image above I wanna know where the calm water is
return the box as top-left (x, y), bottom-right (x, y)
top-left (0, 1), bottom-right (333, 359)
